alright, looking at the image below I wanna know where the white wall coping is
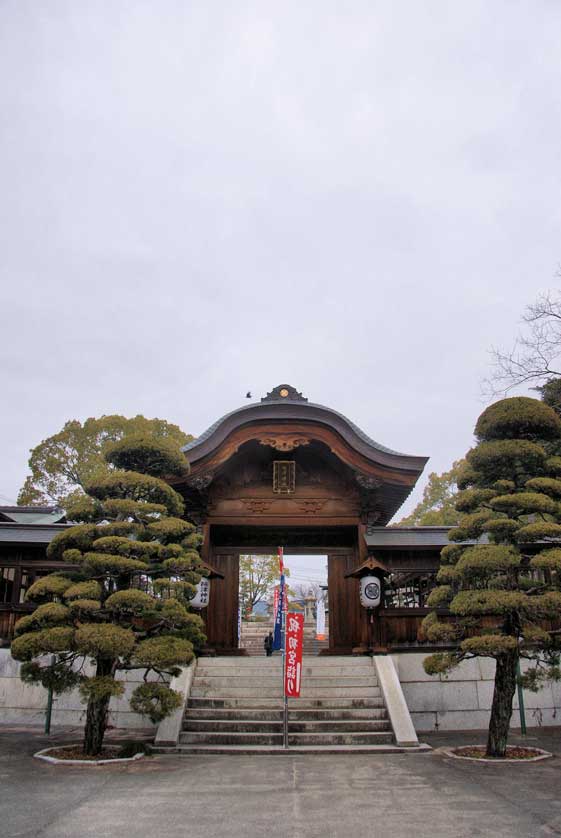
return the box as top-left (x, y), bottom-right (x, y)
top-left (154, 659), bottom-right (197, 746)
top-left (374, 655), bottom-right (419, 747)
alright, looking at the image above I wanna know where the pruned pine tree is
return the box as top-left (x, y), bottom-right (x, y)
top-left (10, 436), bottom-right (206, 756)
top-left (423, 397), bottom-right (561, 757)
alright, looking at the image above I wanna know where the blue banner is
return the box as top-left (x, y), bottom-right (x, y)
top-left (272, 573), bottom-right (285, 650)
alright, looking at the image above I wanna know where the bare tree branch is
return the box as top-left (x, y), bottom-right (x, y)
top-left (482, 277), bottom-right (561, 396)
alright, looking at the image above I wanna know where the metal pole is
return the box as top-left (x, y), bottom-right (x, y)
top-left (280, 546), bottom-right (288, 750)
top-left (281, 578), bottom-right (288, 749)
top-left (516, 658), bottom-right (527, 735)
top-left (283, 695), bottom-right (288, 750)
top-left (44, 655), bottom-right (55, 735)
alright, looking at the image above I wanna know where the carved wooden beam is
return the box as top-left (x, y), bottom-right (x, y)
top-left (258, 435), bottom-right (310, 452)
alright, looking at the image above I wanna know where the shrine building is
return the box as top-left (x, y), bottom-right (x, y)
top-left (0, 384), bottom-right (478, 652)
top-left (168, 383), bottom-right (438, 655)
top-left (2, 385), bottom-right (560, 736)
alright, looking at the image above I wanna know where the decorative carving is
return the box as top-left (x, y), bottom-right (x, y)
top-left (365, 511), bottom-right (383, 534)
top-left (259, 435), bottom-right (310, 452)
top-left (355, 473), bottom-right (382, 491)
top-left (185, 473), bottom-right (214, 491)
top-left (365, 509), bottom-right (381, 523)
top-left (188, 511), bottom-right (207, 525)
top-left (261, 384), bottom-right (308, 403)
top-left (296, 500), bottom-right (326, 514)
top-left (241, 499), bottom-right (273, 514)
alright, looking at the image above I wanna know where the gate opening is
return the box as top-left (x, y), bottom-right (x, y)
top-left (238, 553), bottom-right (328, 655)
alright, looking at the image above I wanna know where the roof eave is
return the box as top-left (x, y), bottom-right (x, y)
top-left (183, 401), bottom-right (428, 475)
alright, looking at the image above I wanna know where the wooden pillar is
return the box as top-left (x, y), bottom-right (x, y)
top-left (325, 552), bottom-right (365, 654)
top-left (202, 549), bottom-right (246, 655)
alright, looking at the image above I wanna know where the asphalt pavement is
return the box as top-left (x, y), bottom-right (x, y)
top-left (1, 725), bottom-right (561, 838)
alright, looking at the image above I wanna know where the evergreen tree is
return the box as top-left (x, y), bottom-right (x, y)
top-left (10, 436), bottom-right (206, 756)
top-left (423, 397), bottom-right (561, 757)
top-left (397, 461), bottom-right (464, 526)
top-left (18, 415), bottom-right (192, 507)
top-left (535, 377), bottom-right (561, 417)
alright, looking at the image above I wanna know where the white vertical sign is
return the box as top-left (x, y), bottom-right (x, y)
top-left (316, 592), bottom-right (326, 639)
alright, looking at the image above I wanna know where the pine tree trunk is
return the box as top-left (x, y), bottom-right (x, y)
top-left (83, 659), bottom-right (113, 757)
top-left (486, 651), bottom-right (518, 758)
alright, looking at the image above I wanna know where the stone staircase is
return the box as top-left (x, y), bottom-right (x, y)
top-left (173, 655), bottom-right (403, 753)
top-left (240, 621), bottom-right (329, 656)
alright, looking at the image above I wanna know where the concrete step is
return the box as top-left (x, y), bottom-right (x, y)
top-left (185, 708), bottom-right (284, 721)
top-left (190, 686), bottom-right (381, 698)
top-left (183, 720), bottom-right (283, 733)
top-left (290, 731), bottom-right (393, 745)
top-left (187, 696), bottom-right (385, 709)
top-left (160, 744), bottom-right (420, 755)
top-left (179, 731), bottom-right (394, 746)
top-left (197, 668), bottom-right (376, 675)
top-left (180, 732), bottom-right (283, 746)
top-left (197, 664), bottom-right (374, 672)
top-left (184, 706), bottom-right (388, 721)
top-left (195, 669), bottom-right (362, 678)
top-left (182, 719), bottom-right (390, 733)
top-left (198, 658), bottom-right (366, 666)
top-left (286, 720), bottom-right (391, 733)
top-left (195, 666), bottom-right (374, 678)
top-left (241, 647), bottom-right (330, 657)
top-left (200, 661), bottom-right (360, 667)
top-left (193, 676), bottom-right (378, 688)
top-left (288, 707), bottom-right (387, 720)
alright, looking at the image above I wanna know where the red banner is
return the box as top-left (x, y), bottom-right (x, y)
top-left (278, 545), bottom-right (284, 575)
top-left (284, 612), bottom-right (304, 698)
top-left (273, 586), bottom-right (279, 618)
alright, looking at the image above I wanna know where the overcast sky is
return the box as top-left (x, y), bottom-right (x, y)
top-left (2, 3), bottom-right (561, 538)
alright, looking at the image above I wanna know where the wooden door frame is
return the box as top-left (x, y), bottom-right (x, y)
top-left (203, 528), bottom-right (364, 654)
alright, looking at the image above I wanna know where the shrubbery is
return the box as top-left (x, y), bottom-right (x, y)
top-left (423, 396), bottom-right (561, 757)
top-left (13, 435), bottom-right (206, 756)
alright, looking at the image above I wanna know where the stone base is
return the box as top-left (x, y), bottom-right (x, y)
top-left (392, 652), bottom-right (561, 733)
top-left (200, 647), bottom-right (249, 656)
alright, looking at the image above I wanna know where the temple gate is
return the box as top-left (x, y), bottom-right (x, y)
top-left (170, 385), bottom-right (428, 655)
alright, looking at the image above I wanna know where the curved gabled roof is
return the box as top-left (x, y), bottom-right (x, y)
top-left (185, 401), bottom-right (401, 456)
top-left (183, 385), bottom-right (428, 474)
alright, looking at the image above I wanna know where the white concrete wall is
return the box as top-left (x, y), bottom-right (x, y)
top-left (154, 661), bottom-right (197, 746)
top-left (0, 649), bottom-right (159, 729)
top-left (393, 652), bottom-right (561, 732)
top-left (2, 647), bottom-right (559, 733)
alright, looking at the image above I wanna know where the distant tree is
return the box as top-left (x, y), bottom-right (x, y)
top-left (18, 415), bottom-right (192, 508)
top-left (423, 397), bottom-right (561, 757)
top-left (11, 436), bottom-right (206, 756)
top-left (397, 461), bottom-right (464, 527)
top-left (484, 287), bottom-right (561, 394)
top-left (291, 582), bottom-right (326, 604)
top-left (290, 582), bottom-right (326, 621)
top-left (535, 378), bottom-right (561, 418)
top-left (239, 555), bottom-right (290, 616)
